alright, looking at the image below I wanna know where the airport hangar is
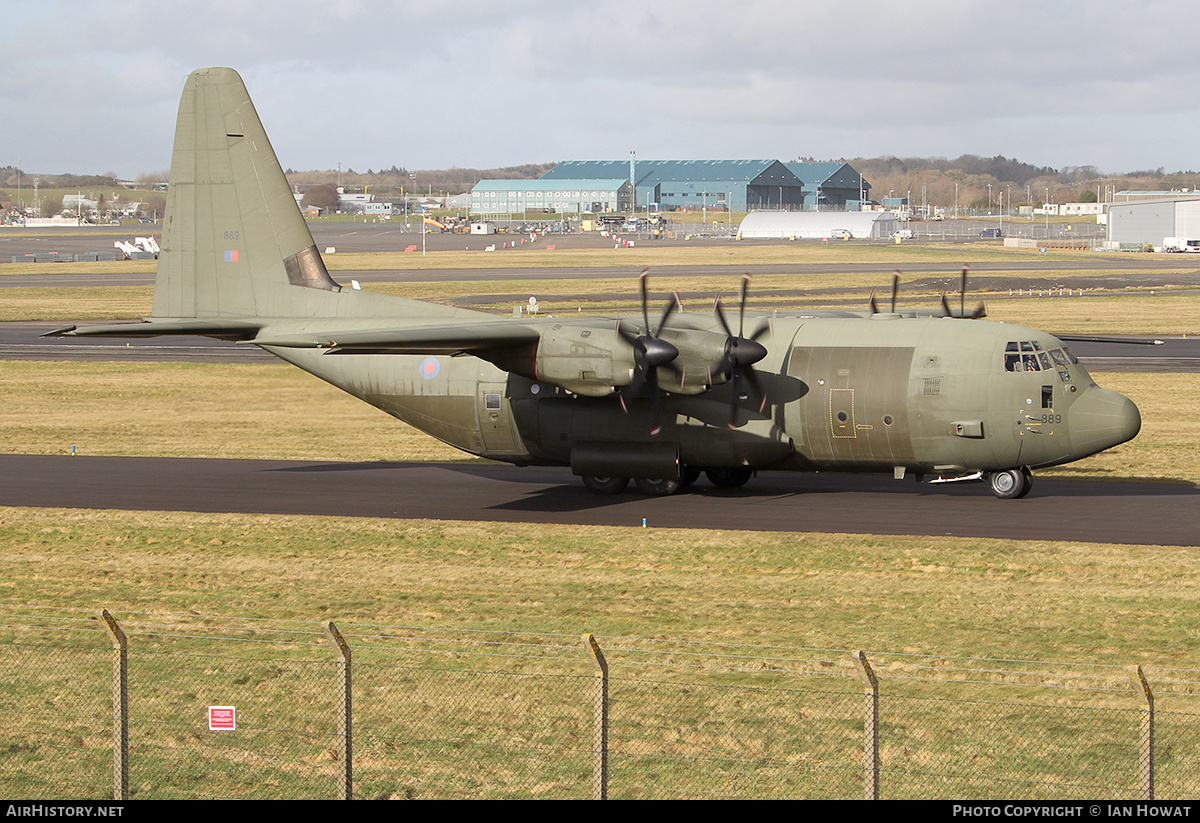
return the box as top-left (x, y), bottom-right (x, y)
top-left (470, 160), bottom-right (870, 214)
top-left (1105, 194), bottom-right (1200, 247)
top-left (737, 209), bottom-right (898, 239)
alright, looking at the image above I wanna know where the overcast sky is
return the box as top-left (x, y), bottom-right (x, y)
top-left (5, 0), bottom-right (1198, 179)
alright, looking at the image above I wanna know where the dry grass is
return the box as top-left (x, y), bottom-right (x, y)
top-left (319, 242), bottom-right (1102, 271)
top-left (4, 507), bottom-right (1200, 665)
top-left (0, 286), bottom-right (153, 322)
top-left (0, 361), bottom-right (465, 462)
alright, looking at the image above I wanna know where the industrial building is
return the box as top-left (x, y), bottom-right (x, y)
top-left (470, 178), bottom-right (632, 216)
top-left (543, 160), bottom-right (809, 211)
top-left (1106, 196), bottom-right (1200, 247)
top-left (785, 162), bottom-right (871, 210)
top-left (469, 159), bottom-right (871, 216)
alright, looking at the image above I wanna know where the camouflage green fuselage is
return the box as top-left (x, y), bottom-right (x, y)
top-left (267, 311), bottom-right (1139, 480)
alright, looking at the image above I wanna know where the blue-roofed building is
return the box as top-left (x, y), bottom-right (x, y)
top-left (470, 159), bottom-right (871, 216)
top-left (543, 159), bottom-right (804, 211)
top-left (785, 162), bottom-right (871, 210)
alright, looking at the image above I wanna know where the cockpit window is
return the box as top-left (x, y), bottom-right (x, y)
top-left (1005, 341), bottom-right (1068, 372)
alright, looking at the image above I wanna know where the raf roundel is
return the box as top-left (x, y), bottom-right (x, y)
top-left (419, 357), bottom-right (440, 379)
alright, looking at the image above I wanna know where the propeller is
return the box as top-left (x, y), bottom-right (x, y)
top-left (616, 270), bottom-right (681, 421)
top-left (714, 273), bottom-right (770, 428)
top-left (868, 271), bottom-right (902, 314)
top-left (940, 265), bottom-right (986, 318)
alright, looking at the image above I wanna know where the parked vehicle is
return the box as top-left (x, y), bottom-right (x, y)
top-left (1162, 237), bottom-right (1200, 252)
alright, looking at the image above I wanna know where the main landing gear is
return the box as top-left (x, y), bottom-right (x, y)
top-left (987, 467), bottom-right (1033, 499)
top-left (580, 467), bottom-right (752, 497)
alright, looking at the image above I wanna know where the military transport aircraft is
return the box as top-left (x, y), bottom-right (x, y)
top-left (48, 68), bottom-right (1142, 499)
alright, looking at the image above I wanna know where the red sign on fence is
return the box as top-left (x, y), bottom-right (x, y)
top-left (208, 706), bottom-right (236, 731)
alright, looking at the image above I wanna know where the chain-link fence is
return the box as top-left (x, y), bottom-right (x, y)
top-left (3, 606), bottom-right (1198, 800)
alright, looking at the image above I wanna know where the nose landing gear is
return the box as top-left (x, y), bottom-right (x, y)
top-left (987, 467), bottom-right (1032, 499)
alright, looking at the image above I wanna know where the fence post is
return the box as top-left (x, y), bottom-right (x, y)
top-left (323, 621), bottom-right (352, 800)
top-left (98, 610), bottom-right (128, 801)
top-left (852, 650), bottom-right (879, 800)
top-left (583, 633), bottom-right (609, 800)
top-left (1131, 665), bottom-right (1154, 800)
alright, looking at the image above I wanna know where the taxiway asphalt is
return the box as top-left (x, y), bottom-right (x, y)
top-left (3, 454), bottom-right (1196, 547)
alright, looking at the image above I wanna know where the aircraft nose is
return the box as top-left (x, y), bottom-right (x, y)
top-left (1070, 386), bottom-right (1141, 457)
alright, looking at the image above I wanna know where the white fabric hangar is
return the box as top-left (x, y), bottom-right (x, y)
top-left (737, 211), bottom-right (896, 239)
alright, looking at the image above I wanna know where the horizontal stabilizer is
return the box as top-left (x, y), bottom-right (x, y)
top-left (43, 319), bottom-right (262, 339)
top-left (249, 322), bottom-right (541, 354)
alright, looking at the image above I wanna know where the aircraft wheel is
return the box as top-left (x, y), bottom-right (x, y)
top-left (987, 468), bottom-right (1029, 500)
top-left (706, 467), bottom-right (753, 489)
top-left (1018, 467), bottom-right (1033, 499)
top-left (679, 467), bottom-right (701, 488)
top-left (634, 477), bottom-right (682, 496)
top-left (581, 475), bottom-right (629, 495)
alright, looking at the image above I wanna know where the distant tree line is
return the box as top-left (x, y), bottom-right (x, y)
top-left (285, 163), bottom-right (556, 197)
top-left (0, 166), bottom-right (124, 188)
top-left (839, 154), bottom-right (1200, 209)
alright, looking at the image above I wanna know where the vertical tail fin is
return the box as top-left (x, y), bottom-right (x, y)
top-left (152, 67), bottom-right (340, 321)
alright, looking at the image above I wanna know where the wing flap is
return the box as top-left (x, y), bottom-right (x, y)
top-left (249, 322), bottom-right (541, 355)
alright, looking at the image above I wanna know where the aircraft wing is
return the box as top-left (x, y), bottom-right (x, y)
top-left (44, 319), bottom-right (262, 340)
top-left (249, 322), bottom-right (542, 355)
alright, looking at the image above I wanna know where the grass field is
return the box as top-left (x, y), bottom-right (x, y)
top-left (4, 506), bottom-right (1200, 666)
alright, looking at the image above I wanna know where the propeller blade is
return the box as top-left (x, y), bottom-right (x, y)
top-left (639, 269), bottom-right (651, 333)
top-left (655, 293), bottom-right (679, 337)
top-left (738, 273), bottom-right (751, 337)
top-left (891, 271), bottom-right (900, 313)
top-left (714, 297), bottom-right (734, 339)
top-left (960, 265), bottom-right (968, 318)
